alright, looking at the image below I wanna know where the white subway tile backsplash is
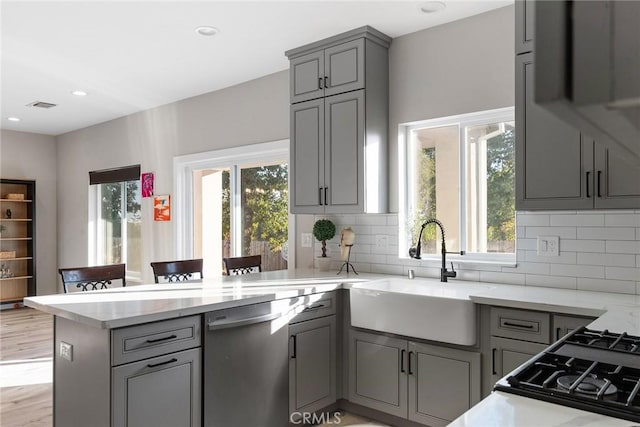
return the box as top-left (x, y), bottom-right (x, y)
top-left (637, 255), bottom-right (640, 267)
top-left (525, 274), bottom-right (577, 290)
top-left (516, 238), bottom-right (537, 251)
top-left (551, 214), bottom-right (604, 227)
top-left (524, 250), bottom-right (577, 264)
top-left (502, 262), bottom-right (550, 275)
top-left (577, 278), bottom-right (637, 295)
top-left (605, 214), bottom-right (640, 227)
top-left (525, 227), bottom-right (577, 239)
top-left (550, 263), bottom-right (604, 279)
top-left (606, 241), bottom-right (640, 254)
top-left (560, 239), bottom-right (606, 253)
top-left (355, 215), bottom-right (388, 226)
top-left (578, 227), bottom-right (637, 240)
top-left (577, 253), bottom-right (636, 267)
top-left (605, 267), bottom-right (640, 281)
top-left (370, 264), bottom-right (404, 275)
top-left (387, 215), bottom-right (398, 226)
top-left (516, 214), bottom-right (550, 226)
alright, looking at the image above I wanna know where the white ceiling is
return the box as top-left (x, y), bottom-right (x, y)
top-left (1, 1), bottom-right (512, 136)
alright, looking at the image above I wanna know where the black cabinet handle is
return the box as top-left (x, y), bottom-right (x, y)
top-left (318, 77), bottom-right (323, 90)
top-left (492, 348), bottom-right (497, 375)
top-left (146, 334), bottom-right (177, 344)
top-left (303, 303), bottom-right (325, 312)
top-left (147, 358), bottom-right (177, 368)
top-left (408, 351), bottom-right (414, 375)
top-left (324, 187), bottom-right (328, 205)
top-left (503, 321), bottom-right (534, 329)
top-left (318, 188), bottom-right (323, 205)
top-left (556, 327), bottom-right (562, 341)
top-left (597, 170), bottom-right (602, 197)
top-left (324, 76), bottom-right (328, 89)
top-left (291, 335), bottom-right (297, 359)
top-left (400, 349), bottom-right (406, 373)
top-left (586, 171), bottom-right (591, 198)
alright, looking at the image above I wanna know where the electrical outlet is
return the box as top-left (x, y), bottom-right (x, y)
top-left (60, 341), bottom-right (73, 361)
top-left (301, 233), bottom-right (313, 248)
top-left (537, 236), bottom-right (559, 256)
top-left (375, 235), bottom-right (388, 248)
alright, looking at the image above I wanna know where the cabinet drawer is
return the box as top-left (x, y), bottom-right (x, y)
top-left (290, 291), bottom-right (336, 324)
top-left (490, 307), bottom-right (550, 344)
top-left (112, 315), bottom-right (201, 365)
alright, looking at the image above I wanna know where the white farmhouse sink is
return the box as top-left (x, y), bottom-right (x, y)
top-left (350, 278), bottom-right (493, 346)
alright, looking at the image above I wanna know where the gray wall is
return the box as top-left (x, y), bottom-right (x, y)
top-left (56, 70), bottom-right (289, 283)
top-left (388, 5), bottom-right (514, 212)
top-left (1, 130), bottom-right (58, 295)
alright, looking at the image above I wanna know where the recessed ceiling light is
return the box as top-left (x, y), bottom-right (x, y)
top-left (421, 1), bottom-right (446, 13)
top-left (7, 117), bottom-right (21, 122)
top-left (195, 26), bottom-right (219, 37)
top-left (71, 90), bottom-right (88, 96)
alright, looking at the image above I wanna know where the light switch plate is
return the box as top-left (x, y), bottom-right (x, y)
top-left (60, 341), bottom-right (73, 361)
top-left (537, 236), bottom-right (559, 256)
top-left (301, 233), bottom-right (313, 248)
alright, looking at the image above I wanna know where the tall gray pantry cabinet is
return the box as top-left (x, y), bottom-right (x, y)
top-left (515, 0), bottom-right (640, 210)
top-left (286, 26), bottom-right (390, 214)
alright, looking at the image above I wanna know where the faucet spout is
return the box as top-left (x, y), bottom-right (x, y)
top-left (409, 218), bottom-right (463, 282)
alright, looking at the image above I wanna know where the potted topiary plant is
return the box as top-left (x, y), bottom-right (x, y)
top-left (313, 219), bottom-right (336, 271)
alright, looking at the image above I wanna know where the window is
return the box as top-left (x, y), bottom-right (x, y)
top-left (175, 140), bottom-right (292, 277)
top-left (89, 165), bottom-right (142, 279)
top-left (400, 108), bottom-right (515, 261)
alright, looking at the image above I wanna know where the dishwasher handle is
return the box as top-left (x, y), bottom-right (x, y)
top-left (207, 311), bottom-right (281, 330)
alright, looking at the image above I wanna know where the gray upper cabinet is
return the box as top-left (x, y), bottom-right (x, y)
top-left (593, 141), bottom-right (640, 208)
top-left (515, 0), bottom-right (535, 54)
top-left (290, 39), bottom-right (365, 104)
top-left (287, 26), bottom-right (390, 214)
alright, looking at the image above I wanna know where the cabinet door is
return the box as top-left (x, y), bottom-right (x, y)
top-left (324, 39), bottom-right (365, 97)
top-left (490, 336), bottom-right (547, 385)
top-left (515, 0), bottom-right (535, 54)
top-left (594, 141), bottom-right (640, 208)
top-left (290, 50), bottom-right (324, 103)
top-left (290, 99), bottom-right (325, 214)
top-left (289, 316), bottom-right (337, 419)
top-left (349, 330), bottom-right (408, 418)
top-left (553, 314), bottom-right (594, 341)
top-left (112, 348), bottom-right (201, 427)
top-left (515, 53), bottom-right (591, 210)
top-left (325, 90), bottom-right (364, 213)
top-left (408, 342), bottom-right (480, 427)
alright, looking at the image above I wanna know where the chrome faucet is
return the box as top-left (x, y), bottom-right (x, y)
top-left (408, 218), bottom-right (464, 282)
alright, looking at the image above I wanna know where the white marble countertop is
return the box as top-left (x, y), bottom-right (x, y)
top-left (23, 269), bottom-right (375, 329)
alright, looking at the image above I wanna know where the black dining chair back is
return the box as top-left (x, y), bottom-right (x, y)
top-left (223, 255), bottom-right (262, 275)
top-left (150, 259), bottom-right (204, 283)
top-left (59, 264), bottom-right (126, 293)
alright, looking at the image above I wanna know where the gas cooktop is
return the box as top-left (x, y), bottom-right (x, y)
top-left (495, 327), bottom-right (640, 422)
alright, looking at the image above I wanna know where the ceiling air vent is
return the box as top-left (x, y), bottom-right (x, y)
top-left (26, 101), bottom-right (57, 109)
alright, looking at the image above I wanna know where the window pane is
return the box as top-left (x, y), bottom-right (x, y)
top-left (409, 125), bottom-right (460, 253)
top-left (126, 181), bottom-right (142, 274)
top-left (100, 183), bottom-right (122, 264)
top-left (240, 163), bottom-right (288, 271)
top-left (465, 122), bottom-right (515, 253)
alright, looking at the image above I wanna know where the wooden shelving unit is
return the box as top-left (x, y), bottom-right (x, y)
top-left (0, 179), bottom-right (36, 306)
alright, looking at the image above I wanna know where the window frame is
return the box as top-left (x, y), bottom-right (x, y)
top-left (173, 139), bottom-right (294, 267)
top-left (398, 107), bottom-right (516, 264)
top-left (88, 178), bottom-right (142, 281)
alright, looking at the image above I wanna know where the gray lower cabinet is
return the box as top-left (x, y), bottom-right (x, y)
top-left (289, 315), bottom-right (337, 419)
top-left (490, 336), bottom-right (547, 384)
top-left (349, 330), bottom-right (480, 426)
top-left (112, 348), bottom-right (201, 427)
top-left (552, 314), bottom-right (595, 341)
top-left (516, 52), bottom-right (640, 210)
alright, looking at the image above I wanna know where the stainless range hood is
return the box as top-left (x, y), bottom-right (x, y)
top-left (534, 1), bottom-right (640, 163)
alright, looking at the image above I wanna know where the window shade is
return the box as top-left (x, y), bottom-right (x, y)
top-left (89, 165), bottom-right (140, 185)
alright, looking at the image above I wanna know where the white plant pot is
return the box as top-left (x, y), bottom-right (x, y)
top-left (316, 257), bottom-right (332, 272)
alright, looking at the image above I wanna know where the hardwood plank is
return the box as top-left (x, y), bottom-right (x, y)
top-left (0, 308), bottom-right (53, 426)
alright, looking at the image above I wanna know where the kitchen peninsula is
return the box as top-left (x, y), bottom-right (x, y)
top-left (25, 271), bottom-right (640, 427)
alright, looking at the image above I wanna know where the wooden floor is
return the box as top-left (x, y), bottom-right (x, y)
top-left (0, 308), bottom-right (53, 427)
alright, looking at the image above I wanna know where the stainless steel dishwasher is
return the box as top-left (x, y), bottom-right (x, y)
top-left (204, 300), bottom-right (291, 427)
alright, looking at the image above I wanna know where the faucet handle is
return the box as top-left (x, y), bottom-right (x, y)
top-left (450, 262), bottom-right (455, 272)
